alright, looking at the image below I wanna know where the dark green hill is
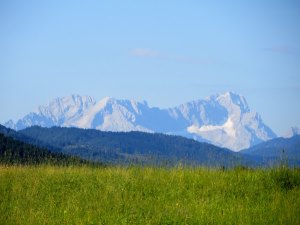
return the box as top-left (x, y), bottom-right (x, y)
top-left (0, 124), bottom-right (18, 137)
top-left (16, 126), bottom-right (243, 167)
top-left (0, 132), bottom-right (97, 166)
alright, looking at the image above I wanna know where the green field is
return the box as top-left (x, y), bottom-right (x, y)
top-left (0, 166), bottom-right (300, 225)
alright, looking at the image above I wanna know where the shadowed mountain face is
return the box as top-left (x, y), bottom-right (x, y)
top-left (16, 126), bottom-right (243, 166)
top-left (241, 135), bottom-right (300, 160)
top-left (5, 92), bottom-right (276, 151)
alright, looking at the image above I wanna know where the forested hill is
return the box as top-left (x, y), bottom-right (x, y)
top-left (240, 135), bottom-right (300, 166)
top-left (0, 133), bottom-right (96, 166)
top-left (16, 126), bottom-right (244, 166)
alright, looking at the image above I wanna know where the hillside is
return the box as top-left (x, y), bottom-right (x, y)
top-left (0, 132), bottom-right (96, 166)
top-left (17, 126), bottom-right (244, 167)
top-left (241, 135), bottom-right (300, 166)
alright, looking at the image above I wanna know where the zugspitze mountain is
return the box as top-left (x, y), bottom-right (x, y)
top-left (5, 92), bottom-right (276, 151)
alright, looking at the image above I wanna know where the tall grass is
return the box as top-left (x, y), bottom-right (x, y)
top-left (0, 165), bottom-right (299, 224)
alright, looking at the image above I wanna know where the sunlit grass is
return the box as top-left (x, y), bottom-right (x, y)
top-left (0, 165), bottom-right (299, 224)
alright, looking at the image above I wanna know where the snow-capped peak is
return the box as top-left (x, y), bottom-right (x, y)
top-left (4, 92), bottom-right (277, 151)
top-left (177, 92), bottom-right (275, 150)
top-left (37, 94), bottom-right (95, 115)
top-left (216, 91), bottom-right (250, 113)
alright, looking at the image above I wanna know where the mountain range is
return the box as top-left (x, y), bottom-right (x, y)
top-left (1, 124), bottom-right (299, 167)
top-left (5, 91), bottom-right (277, 151)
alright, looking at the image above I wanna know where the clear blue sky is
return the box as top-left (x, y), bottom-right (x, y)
top-left (0, 0), bottom-right (299, 135)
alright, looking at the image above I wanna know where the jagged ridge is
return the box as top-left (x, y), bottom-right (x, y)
top-left (5, 92), bottom-right (277, 151)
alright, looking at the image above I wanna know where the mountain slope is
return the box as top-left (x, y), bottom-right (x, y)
top-left (17, 126), bottom-right (243, 166)
top-left (241, 135), bottom-right (300, 165)
top-left (5, 92), bottom-right (276, 151)
top-left (6, 95), bottom-right (95, 130)
top-left (181, 92), bottom-right (276, 150)
top-left (0, 132), bottom-right (93, 166)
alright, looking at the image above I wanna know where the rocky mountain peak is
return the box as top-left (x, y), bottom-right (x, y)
top-left (4, 92), bottom-right (277, 151)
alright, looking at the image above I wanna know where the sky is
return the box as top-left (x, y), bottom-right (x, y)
top-left (0, 0), bottom-right (300, 135)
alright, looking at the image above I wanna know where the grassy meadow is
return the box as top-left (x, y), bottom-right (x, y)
top-left (0, 165), bottom-right (300, 225)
